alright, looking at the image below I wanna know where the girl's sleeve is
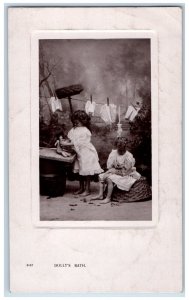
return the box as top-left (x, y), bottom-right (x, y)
top-left (67, 129), bottom-right (73, 141)
top-left (77, 128), bottom-right (91, 145)
top-left (107, 150), bottom-right (116, 169)
top-left (124, 152), bottom-right (135, 170)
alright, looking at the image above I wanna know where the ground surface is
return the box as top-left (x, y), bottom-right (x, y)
top-left (40, 180), bottom-right (152, 221)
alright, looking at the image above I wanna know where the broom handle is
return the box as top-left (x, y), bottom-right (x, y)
top-left (68, 96), bottom-right (73, 114)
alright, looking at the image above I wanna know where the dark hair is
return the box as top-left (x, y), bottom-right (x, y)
top-left (71, 110), bottom-right (91, 132)
top-left (114, 137), bottom-right (127, 149)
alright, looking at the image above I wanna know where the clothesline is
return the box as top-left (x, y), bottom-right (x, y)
top-left (71, 97), bottom-right (126, 107)
top-left (40, 95), bottom-right (140, 123)
top-left (39, 95), bottom-right (126, 107)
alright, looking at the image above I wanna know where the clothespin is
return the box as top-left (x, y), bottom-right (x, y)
top-left (107, 97), bottom-right (110, 106)
top-left (53, 90), bottom-right (57, 100)
top-left (90, 95), bottom-right (93, 103)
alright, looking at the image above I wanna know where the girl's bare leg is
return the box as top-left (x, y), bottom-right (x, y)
top-left (91, 181), bottom-right (104, 200)
top-left (80, 176), bottom-right (91, 196)
top-left (74, 176), bottom-right (85, 194)
top-left (100, 178), bottom-right (113, 204)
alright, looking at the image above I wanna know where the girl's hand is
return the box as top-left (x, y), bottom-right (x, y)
top-left (107, 168), bottom-right (117, 174)
top-left (121, 167), bottom-right (132, 176)
top-left (60, 140), bottom-right (73, 146)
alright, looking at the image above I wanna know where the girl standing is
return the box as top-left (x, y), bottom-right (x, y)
top-left (67, 110), bottom-right (103, 196)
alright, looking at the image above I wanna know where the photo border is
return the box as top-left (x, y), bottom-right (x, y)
top-left (31, 29), bottom-right (158, 228)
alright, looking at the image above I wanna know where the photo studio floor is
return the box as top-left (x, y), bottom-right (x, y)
top-left (40, 180), bottom-right (152, 221)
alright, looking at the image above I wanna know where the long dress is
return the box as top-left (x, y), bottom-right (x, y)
top-left (67, 126), bottom-right (103, 176)
top-left (99, 149), bottom-right (141, 191)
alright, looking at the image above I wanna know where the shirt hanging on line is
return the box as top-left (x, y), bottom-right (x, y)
top-left (85, 101), bottom-right (96, 116)
top-left (48, 97), bottom-right (62, 113)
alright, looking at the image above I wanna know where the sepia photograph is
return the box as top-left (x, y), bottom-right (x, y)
top-left (37, 34), bottom-right (156, 222)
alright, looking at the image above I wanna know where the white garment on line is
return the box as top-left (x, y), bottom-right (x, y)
top-left (100, 104), bottom-right (117, 124)
top-left (110, 104), bottom-right (117, 122)
top-left (125, 105), bottom-right (141, 121)
top-left (85, 101), bottom-right (96, 116)
top-left (48, 97), bottom-right (62, 113)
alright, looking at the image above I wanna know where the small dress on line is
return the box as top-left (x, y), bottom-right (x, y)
top-left (99, 149), bottom-right (141, 191)
top-left (100, 104), bottom-right (117, 124)
top-left (85, 101), bottom-right (96, 116)
top-left (67, 126), bottom-right (103, 176)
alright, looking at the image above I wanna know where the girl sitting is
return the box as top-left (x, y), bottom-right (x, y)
top-left (91, 137), bottom-right (141, 204)
top-left (67, 110), bottom-right (103, 196)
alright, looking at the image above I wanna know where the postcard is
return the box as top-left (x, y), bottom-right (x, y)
top-left (8, 6), bottom-right (183, 294)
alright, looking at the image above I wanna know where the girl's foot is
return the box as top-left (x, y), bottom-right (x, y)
top-left (100, 198), bottom-right (111, 204)
top-left (74, 189), bottom-right (84, 195)
top-left (80, 191), bottom-right (91, 197)
top-left (91, 194), bottom-right (103, 200)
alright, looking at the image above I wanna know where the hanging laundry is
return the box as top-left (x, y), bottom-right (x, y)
top-left (85, 100), bottom-right (96, 116)
top-left (125, 103), bottom-right (141, 122)
top-left (100, 104), bottom-right (117, 124)
top-left (48, 96), bottom-right (62, 113)
top-left (110, 104), bottom-right (117, 123)
top-left (100, 104), bottom-right (111, 124)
